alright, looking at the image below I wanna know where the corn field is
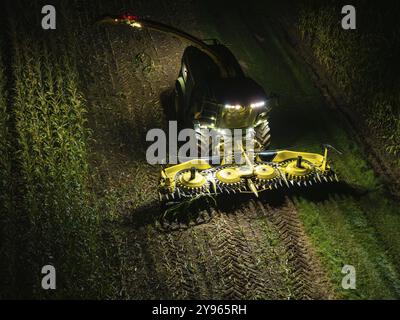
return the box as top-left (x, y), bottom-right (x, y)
top-left (297, 0), bottom-right (400, 166)
top-left (0, 2), bottom-right (113, 298)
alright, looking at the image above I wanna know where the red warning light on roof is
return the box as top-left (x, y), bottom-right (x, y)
top-left (120, 14), bottom-right (138, 21)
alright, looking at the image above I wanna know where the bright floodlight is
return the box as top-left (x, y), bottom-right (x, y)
top-left (250, 101), bottom-right (266, 108)
top-left (225, 104), bottom-right (242, 110)
top-left (131, 22), bottom-right (142, 28)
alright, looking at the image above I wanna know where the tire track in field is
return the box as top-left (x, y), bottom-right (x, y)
top-left (159, 232), bottom-right (200, 299)
top-left (212, 211), bottom-right (252, 299)
top-left (253, 197), bottom-right (333, 299)
top-left (232, 205), bottom-right (293, 299)
top-left (154, 209), bottom-right (228, 299)
top-left (207, 206), bottom-right (292, 299)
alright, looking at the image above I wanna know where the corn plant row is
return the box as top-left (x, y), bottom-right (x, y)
top-left (4, 16), bottom-right (106, 297)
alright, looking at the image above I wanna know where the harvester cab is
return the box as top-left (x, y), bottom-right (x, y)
top-left (97, 14), bottom-right (338, 203)
top-left (177, 47), bottom-right (274, 152)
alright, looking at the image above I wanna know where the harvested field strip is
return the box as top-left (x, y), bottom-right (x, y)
top-left (138, 199), bottom-right (331, 300)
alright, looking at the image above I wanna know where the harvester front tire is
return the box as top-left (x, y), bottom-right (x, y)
top-left (174, 85), bottom-right (184, 124)
top-left (196, 128), bottom-right (211, 158)
top-left (255, 120), bottom-right (271, 149)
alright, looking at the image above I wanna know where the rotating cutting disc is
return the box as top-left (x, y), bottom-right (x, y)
top-left (284, 160), bottom-right (313, 179)
top-left (215, 168), bottom-right (241, 184)
top-left (254, 164), bottom-right (277, 180)
top-left (177, 170), bottom-right (207, 188)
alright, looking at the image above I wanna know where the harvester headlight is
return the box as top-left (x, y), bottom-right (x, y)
top-left (250, 101), bottom-right (266, 108)
top-left (132, 22), bottom-right (142, 28)
top-left (225, 104), bottom-right (242, 110)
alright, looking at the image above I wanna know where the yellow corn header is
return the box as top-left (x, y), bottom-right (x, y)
top-left (159, 146), bottom-right (338, 201)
